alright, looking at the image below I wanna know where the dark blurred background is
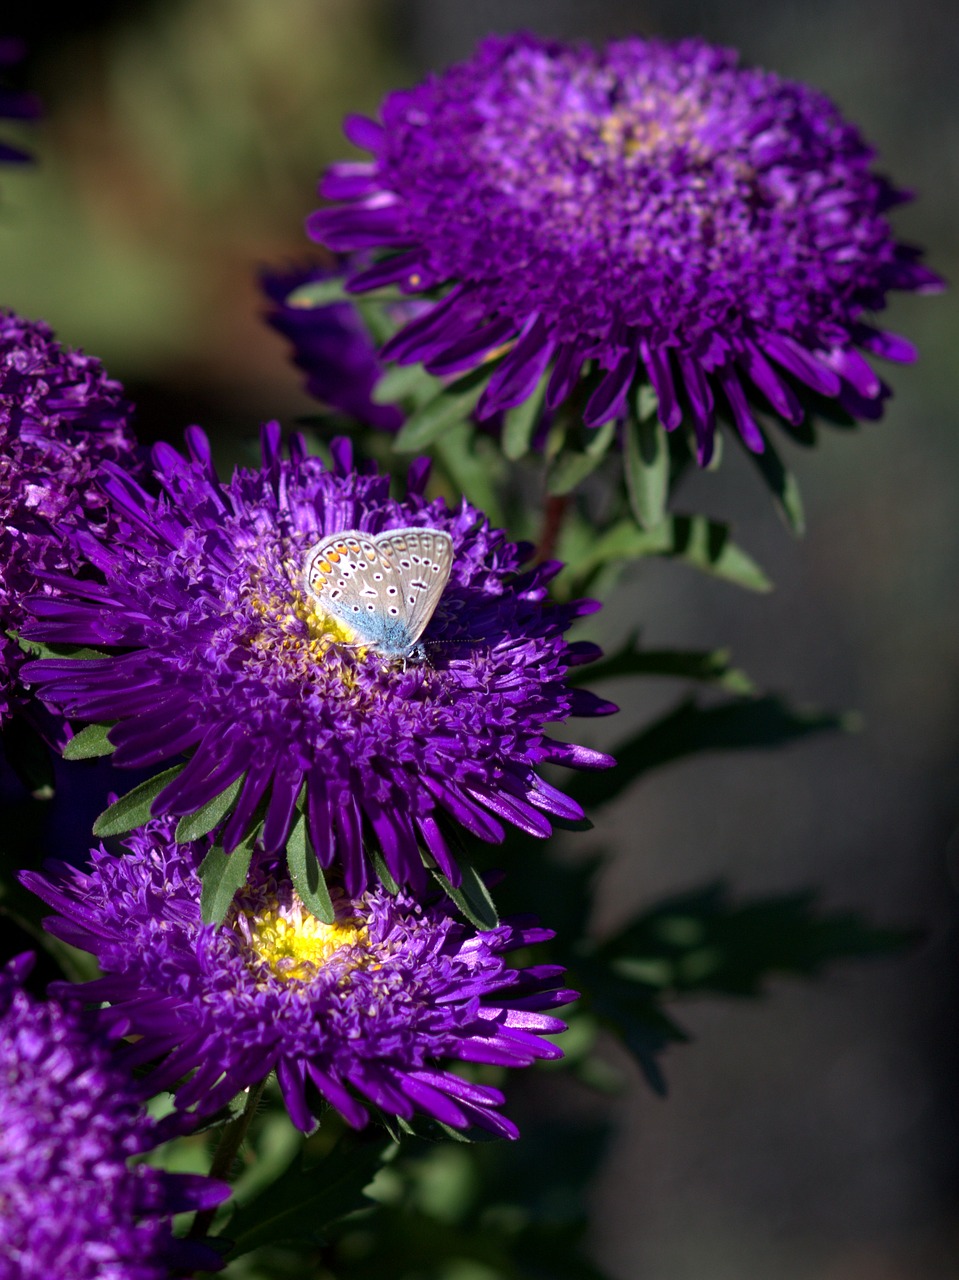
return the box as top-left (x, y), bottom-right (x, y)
top-left (2, 2), bottom-right (957, 1276)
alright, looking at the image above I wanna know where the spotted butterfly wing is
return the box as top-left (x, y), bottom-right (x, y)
top-left (302, 526), bottom-right (454, 658)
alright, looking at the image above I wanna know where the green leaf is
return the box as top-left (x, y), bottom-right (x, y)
top-left (354, 298), bottom-right (401, 347)
top-left (502, 372), bottom-right (550, 461)
top-left (199, 835), bottom-right (256, 927)
top-left (623, 407), bottom-right (669, 530)
top-left (0, 871), bottom-right (100, 982)
top-left (369, 843), bottom-right (400, 896)
top-left (92, 764), bottom-right (186, 837)
top-left (571, 635), bottom-right (755, 696)
top-left (371, 363), bottom-right (441, 406)
top-left (174, 772), bottom-right (245, 842)
top-left (430, 856), bottom-right (499, 931)
top-left (284, 277), bottom-right (350, 308)
top-left (547, 420), bottom-right (617, 495)
top-left (62, 722), bottom-right (117, 761)
top-left (566, 515), bottom-right (772, 593)
top-left (742, 430), bottom-right (805, 535)
top-left (225, 1139), bottom-right (386, 1257)
top-left (286, 810), bottom-right (335, 924)
top-left (433, 424), bottom-right (507, 528)
top-left (392, 377), bottom-right (487, 452)
top-left (596, 881), bottom-right (918, 998)
top-left (11, 633), bottom-right (110, 662)
top-left (572, 695), bottom-right (851, 809)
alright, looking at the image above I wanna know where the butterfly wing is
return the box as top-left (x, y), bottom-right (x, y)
top-left (302, 530), bottom-right (386, 641)
top-left (302, 526), bottom-right (453, 654)
top-left (373, 527), bottom-right (454, 647)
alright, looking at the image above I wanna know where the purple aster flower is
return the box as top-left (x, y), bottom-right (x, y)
top-left (24, 818), bottom-right (577, 1139)
top-left (0, 39), bottom-right (40, 167)
top-left (19, 423), bottom-right (613, 894)
top-left (262, 261), bottom-right (404, 430)
top-left (0, 310), bottom-right (138, 739)
top-left (0, 952), bottom-right (229, 1278)
top-left (309, 34), bottom-right (942, 465)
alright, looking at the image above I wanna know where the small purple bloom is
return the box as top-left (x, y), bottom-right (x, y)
top-left (0, 39), bottom-right (40, 167)
top-left (20, 423), bottom-right (613, 893)
top-left (261, 261), bottom-right (404, 430)
top-left (25, 819), bottom-right (577, 1139)
top-left (309, 34), bottom-right (942, 464)
top-left (0, 952), bottom-right (229, 1278)
top-left (0, 310), bottom-right (138, 738)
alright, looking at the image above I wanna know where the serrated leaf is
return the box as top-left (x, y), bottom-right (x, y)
top-left (175, 773), bottom-right (245, 843)
top-left (92, 764), bottom-right (186, 837)
top-left (572, 695), bottom-right (849, 810)
top-left (392, 377), bottom-right (487, 452)
top-left (547, 420), bottom-right (616, 495)
top-left (742, 430), bottom-right (805, 535)
top-left (199, 836), bottom-right (255, 927)
top-left (225, 1139), bottom-right (386, 1257)
top-left (567, 515), bottom-right (772, 593)
top-left (623, 409), bottom-right (669, 530)
top-left (571, 636), bottom-right (755, 695)
top-left (502, 372), bottom-right (550, 461)
top-left (287, 811), bottom-right (335, 924)
top-left (62, 722), bottom-right (117, 761)
top-left (372, 363), bottom-right (441, 406)
top-left (430, 856), bottom-right (499, 931)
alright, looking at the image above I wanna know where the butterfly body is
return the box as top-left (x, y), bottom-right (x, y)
top-left (302, 526), bottom-right (454, 660)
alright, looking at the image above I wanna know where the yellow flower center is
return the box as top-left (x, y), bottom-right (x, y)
top-left (598, 94), bottom-right (704, 160)
top-left (232, 883), bottom-right (371, 985)
top-left (245, 557), bottom-right (370, 685)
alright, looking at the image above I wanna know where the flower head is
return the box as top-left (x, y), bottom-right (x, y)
top-left (309, 34), bottom-right (942, 464)
top-left (25, 820), bottom-right (577, 1139)
top-left (261, 261), bottom-right (404, 430)
top-left (0, 952), bottom-right (228, 1278)
top-left (0, 310), bottom-right (137, 734)
top-left (20, 424), bottom-right (612, 893)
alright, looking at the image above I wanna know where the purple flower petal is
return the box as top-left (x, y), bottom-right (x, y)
top-left (308, 34), bottom-right (936, 464)
top-left (0, 956), bottom-right (228, 1276)
top-left (23, 823), bottom-right (576, 1140)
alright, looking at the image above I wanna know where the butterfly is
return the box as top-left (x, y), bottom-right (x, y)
top-left (302, 526), bottom-right (454, 660)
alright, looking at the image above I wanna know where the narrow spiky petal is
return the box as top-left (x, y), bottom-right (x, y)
top-left (20, 426), bottom-right (613, 891)
top-left (0, 954), bottom-right (228, 1277)
top-left (0, 310), bottom-right (137, 743)
top-left (309, 34), bottom-right (942, 461)
top-left (24, 820), bottom-right (575, 1139)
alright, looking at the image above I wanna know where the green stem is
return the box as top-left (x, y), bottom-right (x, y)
top-left (188, 1078), bottom-right (267, 1240)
